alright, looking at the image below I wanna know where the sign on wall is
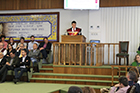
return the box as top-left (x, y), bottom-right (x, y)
top-left (0, 12), bottom-right (59, 42)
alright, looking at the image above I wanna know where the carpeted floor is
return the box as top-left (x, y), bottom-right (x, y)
top-left (0, 82), bottom-right (67, 93)
top-left (0, 82), bottom-right (109, 93)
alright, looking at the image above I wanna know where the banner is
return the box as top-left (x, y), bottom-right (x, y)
top-left (0, 13), bottom-right (59, 41)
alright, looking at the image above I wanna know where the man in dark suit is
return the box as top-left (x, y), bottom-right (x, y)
top-left (67, 21), bottom-right (82, 35)
top-left (0, 49), bottom-right (19, 83)
top-left (38, 37), bottom-right (52, 61)
top-left (0, 52), bottom-right (6, 69)
top-left (14, 49), bottom-right (30, 84)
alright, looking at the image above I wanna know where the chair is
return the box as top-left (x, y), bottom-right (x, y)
top-left (116, 41), bottom-right (129, 65)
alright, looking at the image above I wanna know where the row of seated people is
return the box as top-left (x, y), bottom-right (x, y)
top-left (0, 35), bottom-right (52, 84)
top-left (100, 67), bottom-right (140, 93)
top-left (0, 35), bottom-right (52, 65)
top-left (0, 35), bottom-right (51, 61)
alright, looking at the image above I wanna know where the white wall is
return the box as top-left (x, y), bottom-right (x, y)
top-left (0, 9), bottom-right (89, 42)
top-left (89, 7), bottom-right (140, 64)
top-left (1, 7), bottom-right (140, 64)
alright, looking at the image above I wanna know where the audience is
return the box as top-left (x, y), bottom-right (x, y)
top-left (6, 44), bottom-right (14, 57)
top-left (0, 49), bottom-right (19, 83)
top-left (16, 43), bottom-right (28, 58)
top-left (28, 43), bottom-right (40, 72)
top-left (1, 35), bottom-right (8, 49)
top-left (109, 76), bottom-right (130, 93)
top-left (14, 49), bottom-right (30, 84)
top-left (68, 86), bottom-right (83, 93)
top-left (28, 35), bottom-right (39, 51)
top-left (82, 87), bottom-right (96, 93)
top-left (126, 70), bottom-right (140, 93)
top-left (0, 52), bottom-right (6, 69)
top-left (38, 37), bottom-right (52, 61)
top-left (8, 37), bottom-right (17, 49)
top-left (16, 37), bottom-right (27, 49)
top-left (129, 68), bottom-right (139, 83)
top-left (0, 42), bottom-right (7, 56)
top-left (131, 54), bottom-right (140, 67)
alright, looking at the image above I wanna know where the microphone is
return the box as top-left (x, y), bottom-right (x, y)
top-left (78, 31), bottom-right (82, 35)
top-left (64, 31), bottom-right (67, 35)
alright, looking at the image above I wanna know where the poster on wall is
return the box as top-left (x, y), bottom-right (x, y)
top-left (0, 12), bottom-right (59, 42)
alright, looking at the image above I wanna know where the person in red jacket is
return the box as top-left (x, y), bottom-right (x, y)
top-left (67, 21), bottom-right (82, 36)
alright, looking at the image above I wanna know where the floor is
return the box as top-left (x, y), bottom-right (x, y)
top-left (0, 82), bottom-right (108, 93)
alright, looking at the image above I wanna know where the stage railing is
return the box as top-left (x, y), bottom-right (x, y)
top-left (53, 42), bottom-right (119, 66)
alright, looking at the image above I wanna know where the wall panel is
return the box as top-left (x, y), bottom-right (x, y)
top-left (1, 0), bottom-right (140, 10)
top-left (100, 7), bottom-right (140, 63)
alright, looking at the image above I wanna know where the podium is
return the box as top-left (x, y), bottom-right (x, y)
top-left (61, 35), bottom-right (86, 42)
top-left (59, 35), bottom-right (86, 65)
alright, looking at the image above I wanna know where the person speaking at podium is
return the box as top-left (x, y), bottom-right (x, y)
top-left (67, 21), bottom-right (82, 36)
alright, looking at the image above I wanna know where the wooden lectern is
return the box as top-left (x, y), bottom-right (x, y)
top-left (60, 35), bottom-right (86, 65)
top-left (61, 35), bottom-right (86, 42)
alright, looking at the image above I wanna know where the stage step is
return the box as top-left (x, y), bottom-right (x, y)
top-left (42, 64), bottom-right (53, 68)
top-left (30, 77), bottom-right (118, 86)
top-left (32, 73), bottom-right (119, 81)
top-left (39, 68), bottom-right (53, 73)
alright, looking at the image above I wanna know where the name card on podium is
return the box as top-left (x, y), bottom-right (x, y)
top-left (67, 32), bottom-right (78, 36)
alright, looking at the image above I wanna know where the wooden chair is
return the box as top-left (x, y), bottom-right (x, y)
top-left (116, 41), bottom-right (129, 65)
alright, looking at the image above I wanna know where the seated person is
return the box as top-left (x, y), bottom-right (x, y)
top-left (68, 86), bottom-right (83, 93)
top-left (16, 37), bottom-right (27, 49)
top-left (101, 71), bottom-right (137, 93)
top-left (0, 52), bottom-right (6, 69)
top-left (126, 71), bottom-right (140, 93)
top-left (67, 21), bottom-right (82, 35)
top-left (16, 43), bottom-right (28, 58)
top-left (28, 35), bottom-right (39, 51)
top-left (28, 43), bottom-right (40, 72)
top-left (0, 35), bottom-right (8, 49)
top-left (0, 49), bottom-right (19, 83)
top-left (131, 54), bottom-right (140, 67)
top-left (0, 42), bottom-right (7, 56)
top-left (38, 37), bottom-right (51, 61)
top-left (109, 76), bottom-right (130, 93)
top-left (129, 68), bottom-right (139, 83)
top-left (6, 44), bottom-right (14, 57)
top-left (14, 49), bottom-right (30, 84)
top-left (8, 37), bottom-right (17, 49)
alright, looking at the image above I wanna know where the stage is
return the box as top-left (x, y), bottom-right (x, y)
top-left (29, 63), bottom-right (132, 93)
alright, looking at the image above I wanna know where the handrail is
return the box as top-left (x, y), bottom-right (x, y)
top-left (53, 42), bottom-right (119, 66)
top-left (53, 42), bottom-right (119, 45)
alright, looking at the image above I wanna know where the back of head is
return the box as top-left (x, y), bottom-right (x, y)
top-left (118, 76), bottom-right (128, 87)
top-left (127, 71), bottom-right (137, 82)
top-left (68, 86), bottom-right (83, 93)
top-left (129, 67), bottom-right (139, 83)
top-left (82, 87), bottom-right (96, 93)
